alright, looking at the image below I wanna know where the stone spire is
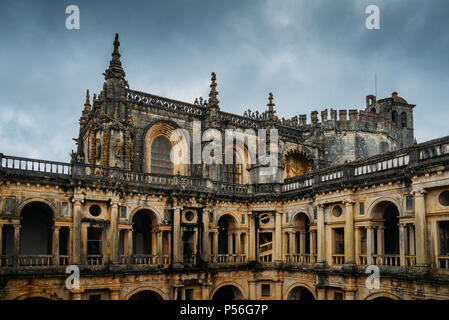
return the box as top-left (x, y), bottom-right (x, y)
top-left (80, 89), bottom-right (91, 124)
top-left (266, 92), bottom-right (276, 120)
top-left (208, 72), bottom-right (219, 108)
top-left (84, 89), bottom-right (91, 107)
top-left (103, 33), bottom-right (127, 84)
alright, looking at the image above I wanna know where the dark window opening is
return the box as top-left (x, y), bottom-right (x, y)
top-left (87, 227), bottom-right (102, 255)
top-left (333, 228), bottom-right (344, 254)
top-left (261, 284), bottom-right (271, 297)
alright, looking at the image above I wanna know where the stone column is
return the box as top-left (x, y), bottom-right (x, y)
top-left (317, 205), bottom-right (326, 264)
top-left (127, 229), bottom-right (133, 263)
top-left (193, 229), bottom-right (198, 258)
top-left (414, 190), bottom-right (428, 266)
top-left (289, 231), bottom-right (295, 256)
top-left (367, 226), bottom-right (374, 265)
top-left (157, 230), bottom-right (163, 264)
top-left (399, 223), bottom-right (406, 266)
top-left (202, 209), bottom-right (210, 262)
top-left (236, 232), bottom-right (241, 261)
top-left (110, 202), bottom-right (119, 264)
top-left (13, 224), bottom-right (20, 267)
top-left (248, 214), bottom-right (255, 260)
top-left (355, 227), bottom-right (361, 264)
top-left (173, 206), bottom-right (182, 267)
top-left (228, 232), bottom-right (233, 255)
top-left (275, 281), bottom-right (283, 300)
top-left (243, 233), bottom-right (249, 261)
top-left (201, 284), bottom-right (210, 300)
top-left (72, 199), bottom-right (82, 265)
top-left (344, 201), bottom-right (355, 264)
top-left (409, 225), bottom-right (415, 255)
top-left (310, 231), bottom-right (316, 263)
top-left (213, 231), bottom-right (218, 262)
top-left (299, 232), bottom-right (306, 256)
top-left (377, 227), bottom-right (385, 256)
top-left (53, 226), bottom-right (60, 266)
top-left (249, 281), bottom-right (257, 299)
top-left (274, 212), bottom-right (282, 263)
top-left (81, 223), bottom-right (88, 265)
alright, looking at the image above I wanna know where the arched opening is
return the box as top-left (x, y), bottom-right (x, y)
top-left (23, 297), bottom-right (52, 301)
top-left (391, 111), bottom-right (398, 125)
top-left (20, 202), bottom-right (53, 266)
top-left (372, 297), bottom-right (395, 300)
top-left (150, 135), bottom-right (173, 175)
top-left (400, 112), bottom-right (407, 128)
top-left (370, 108), bottom-right (376, 113)
top-left (211, 285), bottom-right (243, 300)
top-left (217, 215), bottom-right (237, 261)
top-left (287, 286), bottom-right (315, 300)
top-left (128, 290), bottom-right (163, 300)
top-left (289, 213), bottom-right (311, 263)
top-left (283, 152), bottom-right (312, 179)
top-left (371, 201), bottom-right (400, 265)
top-left (132, 210), bottom-right (158, 264)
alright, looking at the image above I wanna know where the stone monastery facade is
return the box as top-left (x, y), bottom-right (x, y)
top-left (1, 34), bottom-right (449, 300)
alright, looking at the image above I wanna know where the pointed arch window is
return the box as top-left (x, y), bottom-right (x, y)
top-left (151, 135), bottom-right (173, 175)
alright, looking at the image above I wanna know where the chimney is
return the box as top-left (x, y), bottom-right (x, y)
top-left (321, 109), bottom-right (328, 122)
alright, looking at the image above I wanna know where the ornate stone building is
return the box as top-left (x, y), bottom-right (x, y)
top-left (1, 34), bottom-right (449, 300)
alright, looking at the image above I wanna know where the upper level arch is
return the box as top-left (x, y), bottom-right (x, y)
top-left (143, 120), bottom-right (188, 175)
top-left (282, 147), bottom-right (313, 179)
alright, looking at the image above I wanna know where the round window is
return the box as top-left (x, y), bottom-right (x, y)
top-left (438, 191), bottom-right (449, 206)
top-left (260, 213), bottom-right (271, 224)
top-left (89, 204), bottom-right (102, 217)
top-left (332, 205), bottom-right (342, 217)
top-left (185, 211), bottom-right (194, 222)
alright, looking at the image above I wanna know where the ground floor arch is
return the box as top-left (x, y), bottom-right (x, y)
top-left (128, 289), bottom-right (164, 300)
top-left (211, 284), bottom-right (244, 300)
top-left (287, 285), bottom-right (316, 300)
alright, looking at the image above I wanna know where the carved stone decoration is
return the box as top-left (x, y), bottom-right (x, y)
top-left (103, 130), bottom-right (110, 167)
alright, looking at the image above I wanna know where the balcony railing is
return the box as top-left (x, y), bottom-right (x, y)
top-left (406, 255), bottom-right (416, 267)
top-left (87, 255), bottom-right (103, 266)
top-left (0, 255), bottom-right (13, 268)
top-left (59, 255), bottom-right (70, 266)
top-left (358, 254), bottom-right (368, 265)
top-left (132, 254), bottom-right (159, 265)
top-left (285, 253), bottom-right (312, 264)
top-left (373, 254), bottom-right (400, 266)
top-left (19, 255), bottom-right (53, 267)
top-left (1, 135), bottom-right (449, 198)
top-left (332, 254), bottom-right (345, 265)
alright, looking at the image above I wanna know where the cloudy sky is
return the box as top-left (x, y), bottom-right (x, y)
top-left (0, 0), bottom-right (448, 162)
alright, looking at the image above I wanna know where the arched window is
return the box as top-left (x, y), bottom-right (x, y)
top-left (370, 108), bottom-right (376, 113)
top-left (391, 111), bottom-right (398, 125)
top-left (400, 112), bottom-right (407, 128)
top-left (151, 136), bottom-right (173, 175)
top-left (283, 152), bottom-right (312, 179)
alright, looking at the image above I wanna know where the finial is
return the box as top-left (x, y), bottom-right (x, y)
top-left (208, 72), bottom-right (219, 106)
top-left (85, 89), bottom-right (91, 106)
top-left (267, 92), bottom-right (275, 112)
top-left (113, 33), bottom-right (120, 55)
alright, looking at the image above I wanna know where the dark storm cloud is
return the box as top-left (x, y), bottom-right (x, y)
top-left (0, 0), bottom-right (448, 161)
